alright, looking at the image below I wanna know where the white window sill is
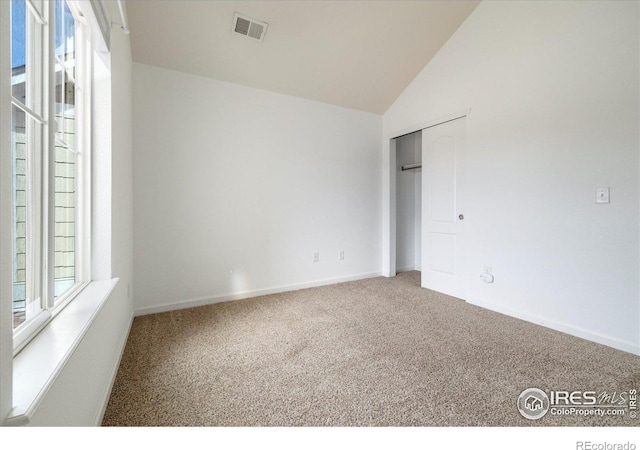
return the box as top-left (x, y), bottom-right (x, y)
top-left (4, 278), bottom-right (119, 426)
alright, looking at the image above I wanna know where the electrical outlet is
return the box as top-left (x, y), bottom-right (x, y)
top-left (339, 250), bottom-right (345, 260)
top-left (483, 267), bottom-right (492, 274)
top-left (313, 252), bottom-right (319, 263)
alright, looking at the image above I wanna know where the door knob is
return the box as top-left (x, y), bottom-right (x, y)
top-left (458, 214), bottom-right (464, 220)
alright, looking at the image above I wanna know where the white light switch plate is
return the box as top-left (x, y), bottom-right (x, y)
top-left (596, 187), bottom-right (610, 204)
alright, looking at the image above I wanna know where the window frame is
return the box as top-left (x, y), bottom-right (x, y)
top-left (10, 0), bottom-right (92, 355)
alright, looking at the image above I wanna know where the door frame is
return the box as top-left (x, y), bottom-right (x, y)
top-left (383, 108), bottom-right (471, 278)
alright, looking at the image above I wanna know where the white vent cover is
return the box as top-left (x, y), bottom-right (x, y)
top-left (233, 13), bottom-right (268, 42)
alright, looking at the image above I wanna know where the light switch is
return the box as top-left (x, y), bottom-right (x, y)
top-left (596, 188), bottom-right (610, 204)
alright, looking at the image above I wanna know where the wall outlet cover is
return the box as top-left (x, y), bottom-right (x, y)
top-left (596, 187), bottom-right (610, 204)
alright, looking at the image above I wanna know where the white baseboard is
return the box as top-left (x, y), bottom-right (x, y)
top-left (466, 296), bottom-right (640, 356)
top-left (93, 311), bottom-right (134, 426)
top-left (396, 265), bottom-right (416, 273)
top-left (135, 271), bottom-right (382, 317)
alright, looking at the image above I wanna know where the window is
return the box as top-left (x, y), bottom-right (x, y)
top-left (10, 0), bottom-right (91, 352)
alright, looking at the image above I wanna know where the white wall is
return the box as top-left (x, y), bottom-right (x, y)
top-left (133, 63), bottom-right (382, 313)
top-left (28, 2), bottom-right (135, 425)
top-left (395, 132), bottom-right (421, 272)
top-left (384, 1), bottom-right (640, 354)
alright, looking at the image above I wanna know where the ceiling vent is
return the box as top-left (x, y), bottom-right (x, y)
top-left (233, 13), bottom-right (268, 42)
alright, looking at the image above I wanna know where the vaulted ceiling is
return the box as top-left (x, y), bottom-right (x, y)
top-left (126, 1), bottom-right (479, 114)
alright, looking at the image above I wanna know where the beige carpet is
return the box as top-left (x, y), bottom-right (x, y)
top-left (102, 271), bottom-right (639, 426)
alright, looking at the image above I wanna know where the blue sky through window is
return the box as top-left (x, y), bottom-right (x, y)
top-left (11, 1), bottom-right (75, 70)
top-left (11, 0), bottom-right (26, 69)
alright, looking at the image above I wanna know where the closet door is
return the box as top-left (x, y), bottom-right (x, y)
top-left (421, 118), bottom-right (466, 299)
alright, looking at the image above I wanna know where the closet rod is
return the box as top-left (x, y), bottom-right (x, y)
top-left (401, 163), bottom-right (422, 171)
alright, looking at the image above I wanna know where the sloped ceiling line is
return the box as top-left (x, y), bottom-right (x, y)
top-left (126, 1), bottom-right (479, 114)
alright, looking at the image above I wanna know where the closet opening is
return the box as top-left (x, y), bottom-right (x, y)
top-left (394, 130), bottom-right (422, 275)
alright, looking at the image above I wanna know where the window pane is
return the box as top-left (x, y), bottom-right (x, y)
top-left (54, 144), bottom-right (76, 298)
top-left (12, 106), bottom-right (28, 328)
top-left (13, 0), bottom-right (44, 116)
top-left (54, 0), bottom-right (76, 298)
top-left (54, 0), bottom-right (75, 138)
top-left (54, 78), bottom-right (76, 299)
top-left (54, 62), bottom-right (65, 143)
top-left (12, 107), bottom-right (43, 329)
top-left (63, 80), bottom-right (75, 143)
top-left (11, 0), bottom-right (27, 105)
top-left (55, 0), bottom-right (63, 58)
top-left (12, 0), bottom-right (45, 331)
top-left (55, 29), bottom-right (75, 147)
top-left (55, 1), bottom-right (75, 78)
top-left (64, 1), bottom-right (75, 81)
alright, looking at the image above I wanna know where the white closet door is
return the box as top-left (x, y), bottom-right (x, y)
top-left (421, 118), bottom-right (466, 299)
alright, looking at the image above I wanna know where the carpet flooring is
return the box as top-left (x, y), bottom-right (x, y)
top-left (102, 271), bottom-right (639, 426)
